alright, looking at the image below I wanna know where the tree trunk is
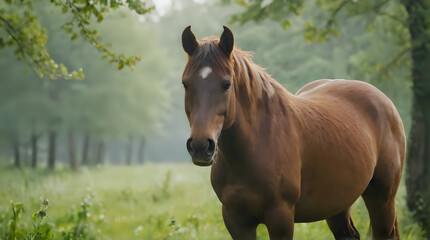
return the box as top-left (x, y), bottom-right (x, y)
top-left (13, 141), bottom-right (20, 168)
top-left (68, 130), bottom-right (77, 170)
top-left (404, 0), bottom-right (430, 233)
top-left (22, 144), bottom-right (29, 166)
top-left (96, 141), bottom-right (105, 165)
top-left (31, 132), bottom-right (38, 168)
top-left (406, 96), bottom-right (430, 225)
top-left (125, 136), bottom-right (133, 165)
top-left (47, 131), bottom-right (57, 170)
top-left (81, 132), bottom-right (90, 165)
top-left (138, 137), bottom-right (145, 164)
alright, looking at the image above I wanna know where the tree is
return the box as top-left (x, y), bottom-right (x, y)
top-left (225, 0), bottom-right (430, 233)
top-left (403, 1), bottom-right (430, 233)
top-left (81, 132), bottom-right (90, 165)
top-left (30, 131), bottom-right (38, 168)
top-left (95, 140), bottom-right (105, 165)
top-left (68, 130), bottom-right (77, 170)
top-left (12, 140), bottom-right (20, 168)
top-left (67, 10), bottom-right (169, 165)
top-left (0, 2), bottom-right (170, 168)
top-left (125, 135), bottom-right (133, 165)
top-left (0, 48), bottom-right (56, 168)
top-left (137, 137), bottom-right (145, 164)
top-left (47, 131), bottom-right (56, 170)
top-left (0, 0), bottom-right (153, 79)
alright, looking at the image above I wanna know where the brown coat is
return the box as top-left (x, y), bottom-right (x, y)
top-left (182, 26), bottom-right (404, 240)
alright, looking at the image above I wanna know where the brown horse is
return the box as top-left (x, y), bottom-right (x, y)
top-left (181, 26), bottom-right (405, 240)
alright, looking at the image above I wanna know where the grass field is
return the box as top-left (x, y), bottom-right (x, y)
top-left (0, 163), bottom-right (425, 239)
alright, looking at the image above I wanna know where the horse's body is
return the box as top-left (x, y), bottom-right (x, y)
top-left (182, 26), bottom-right (405, 240)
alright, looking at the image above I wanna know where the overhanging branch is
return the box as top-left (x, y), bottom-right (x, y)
top-left (373, 10), bottom-right (408, 27)
top-left (325, 0), bottom-right (353, 29)
top-left (0, 15), bottom-right (26, 59)
top-left (378, 47), bottom-right (410, 75)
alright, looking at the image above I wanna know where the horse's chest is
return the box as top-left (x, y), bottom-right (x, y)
top-left (220, 184), bottom-right (268, 214)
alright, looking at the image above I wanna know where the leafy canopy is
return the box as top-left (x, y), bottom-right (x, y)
top-left (0, 0), bottom-right (153, 79)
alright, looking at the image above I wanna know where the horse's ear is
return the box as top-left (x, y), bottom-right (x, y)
top-left (219, 26), bottom-right (234, 57)
top-left (182, 26), bottom-right (198, 56)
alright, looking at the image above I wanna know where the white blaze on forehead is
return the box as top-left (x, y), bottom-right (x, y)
top-left (200, 66), bottom-right (212, 79)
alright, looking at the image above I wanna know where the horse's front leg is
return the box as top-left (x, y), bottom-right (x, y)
top-left (264, 202), bottom-right (295, 240)
top-left (222, 205), bottom-right (258, 240)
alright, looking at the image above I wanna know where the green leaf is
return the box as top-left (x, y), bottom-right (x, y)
top-left (15, 202), bottom-right (24, 213)
top-left (38, 210), bottom-right (46, 218)
top-left (97, 12), bottom-right (104, 22)
top-left (282, 20), bottom-right (291, 29)
top-left (330, 28), bottom-right (339, 37)
top-left (71, 33), bottom-right (78, 40)
top-left (61, 26), bottom-right (72, 33)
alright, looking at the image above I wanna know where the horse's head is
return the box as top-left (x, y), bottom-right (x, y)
top-left (181, 26), bottom-right (236, 166)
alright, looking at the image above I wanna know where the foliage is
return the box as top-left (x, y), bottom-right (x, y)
top-left (1, 193), bottom-right (109, 240)
top-left (56, 11), bottom-right (170, 142)
top-left (28, 199), bottom-right (52, 240)
top-left (222, 0), bottom-right (413, 83)
top-left (6, 201), bottom-right (25, 240)
top-left (0, 164), bottom-right (425, 239)
top-left (225, 0), bottom-right (406, 44)
top-left (59, 193), bottom-right (106, 240)
top-left (3, 199), bottom-right (52, 240)
top-left (0, 0), bottom-right (154, 79)
top-left (0, 4), bottom-right (170, 163)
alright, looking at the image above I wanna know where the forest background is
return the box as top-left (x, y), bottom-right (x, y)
top-left (0, 0), bottom-right (428, 239)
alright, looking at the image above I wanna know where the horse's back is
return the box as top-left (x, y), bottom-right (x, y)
top-left (296, 79), bottom-right (404, 144)
top-left (295, 79), bottom-right (338, 95)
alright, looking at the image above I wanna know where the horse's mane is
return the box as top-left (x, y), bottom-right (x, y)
top-left (184, 36), bottom-right (278, 108)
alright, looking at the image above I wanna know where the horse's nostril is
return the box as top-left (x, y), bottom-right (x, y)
top-left (207, 139), bottom-right (216, 154)
top-left (187, 138), bottom-right (194, 154)
top-left (187, 138), bottom-right (215, 158)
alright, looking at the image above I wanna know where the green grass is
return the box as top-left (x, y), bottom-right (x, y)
top-left (0, 164), bottom-right (424, 239)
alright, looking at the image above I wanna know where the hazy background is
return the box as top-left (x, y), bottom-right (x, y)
top-left (1, 0), bottom-right (424, 239)
top-left (0, 0), bottom-right (412, 166)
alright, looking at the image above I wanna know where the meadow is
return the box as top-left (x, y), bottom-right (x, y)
top-left (0, 164), bottom-right (424, 239)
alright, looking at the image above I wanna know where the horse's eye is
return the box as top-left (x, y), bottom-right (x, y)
top-left (222, 81), bottom-right (231, 90)
top-left (182, 81), bottom-right (188, 89)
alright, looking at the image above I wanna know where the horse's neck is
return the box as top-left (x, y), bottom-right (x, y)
top-left (218, 54), bottom-right (299, 164)
top-left (218, 80), bottom-right (297, 164)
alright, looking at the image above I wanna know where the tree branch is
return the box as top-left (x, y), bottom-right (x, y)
top-left (379, 47), bottom-right (410, 75)
top-left (64, 1), bottom-right (140, 69)
top-left (0, 15), bottom-right (26, 59)
top-left (372, 0), bottom-right (390, 11)
top-left (373, 9), bottom-right (408, 27)
top-left (69, 3), bottom-right (116, 58)
top-left (326, 0), bottom-right (353, 29)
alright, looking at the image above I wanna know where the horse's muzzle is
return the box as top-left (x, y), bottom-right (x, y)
top-left (187, 138), bottom-right (216, 166)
